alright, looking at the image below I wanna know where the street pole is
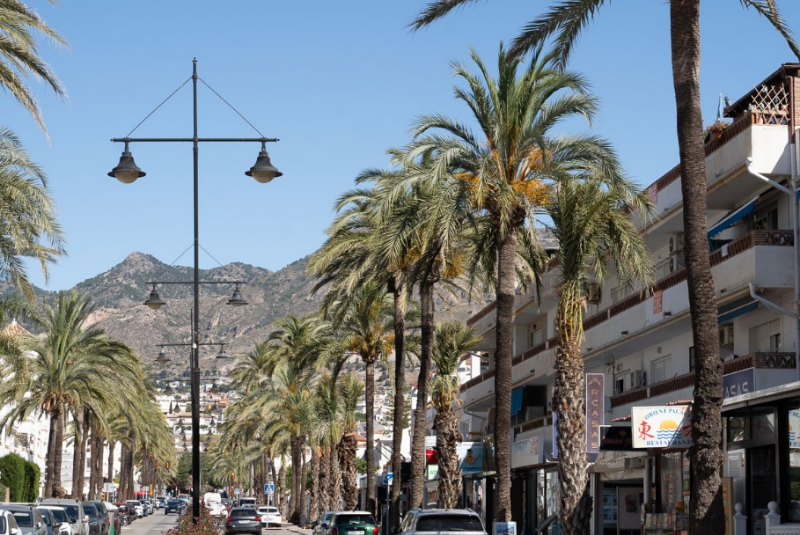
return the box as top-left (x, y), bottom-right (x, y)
top-left (108, 58), bottom-right (281, 524)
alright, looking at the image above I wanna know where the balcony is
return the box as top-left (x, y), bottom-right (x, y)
top-left (459, 231), bottom-right (794, 408)
top-left (608, 352), bottom-right (796, 410)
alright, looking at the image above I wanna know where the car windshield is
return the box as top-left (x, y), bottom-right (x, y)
top-left (230, 509), bottom-right (257, 518)
top-left (11, 512), bottom-right (33, 528)
top-left (336, 515), bottom-right (375, 525)
top-left (0, 517), bottom-right (5, 533)
top-left (82, 505), bottom-right (97, 520)
top-left (60, 506), bottom-right (79, 523)
top-left (49, 510), bottom-right (68, 523)
top-left (416, 516), bottom-right (484, 532)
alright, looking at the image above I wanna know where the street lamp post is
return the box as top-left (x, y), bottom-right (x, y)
top-left (108, 58), bottom-right (281, 522)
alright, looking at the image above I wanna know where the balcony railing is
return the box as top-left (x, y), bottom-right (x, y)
top-left (609, 352), bottom-right (796, 408)
top-left (461, 231), bottom-right (792, 396)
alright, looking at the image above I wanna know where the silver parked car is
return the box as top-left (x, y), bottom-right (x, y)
top-left (0, 505), bottom-right (47, 535)
top-left (39, 499), bottom-right (86, 535)
top-left (396, 509), bottom-right (487, 535)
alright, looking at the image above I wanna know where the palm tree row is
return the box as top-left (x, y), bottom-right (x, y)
top-left (0, 290), bottom-right (174, 498)
top-left (214, 41), bottom-right (653, 535)
top-left (411, 2), bottom-right (800, 534)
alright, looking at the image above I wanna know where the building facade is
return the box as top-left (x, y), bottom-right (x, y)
top-left (447, 63), bottom-right (800, 535)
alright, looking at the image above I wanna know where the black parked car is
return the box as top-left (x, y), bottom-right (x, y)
top-left (224, 508), bottom-right (261, 535)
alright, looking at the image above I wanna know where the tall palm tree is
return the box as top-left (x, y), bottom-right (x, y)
top-left (338, 372), bottom-right (363, 511)
top-left (309, 177), bottom-right (412, 528)
top-left (324, 281), bottom-right (394, 516)
top-left (430, 322), bottom-right (481, 508)
top-left (0, 291), bottom-right (144, 497)
top-left (0, 128), bottom-right (64, 299)
top-left (412, 3), bottom-right (800, 532)
top-left (545, 176), bottom-right (653, 535)
top-left (0, 0), bottom-right (66, 134)
top-left (405, 44), bottom-right (616, 522)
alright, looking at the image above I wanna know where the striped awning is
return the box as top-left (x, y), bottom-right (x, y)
top-left (707, 197), bottom-right (758, 239)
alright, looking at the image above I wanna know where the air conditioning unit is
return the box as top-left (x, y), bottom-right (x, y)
top-left (669, 233), bottom-right (685, 254)
top-left (669, 254), bottom-right (686, 273)
top-left (587, 282), bottom-right (601, 304)
top-left (631, 370), bottom-right (647, 388)
top-left (719, 325), bottom-right (734, 346)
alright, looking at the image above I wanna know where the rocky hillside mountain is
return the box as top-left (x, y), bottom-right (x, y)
top-left (38, 252), bottom-right (485, 374)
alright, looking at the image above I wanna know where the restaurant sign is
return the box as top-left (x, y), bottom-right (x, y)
top-left (586, 373), bottom-right (605, 453)
top-left (632, 406), bottom-right (693, 448)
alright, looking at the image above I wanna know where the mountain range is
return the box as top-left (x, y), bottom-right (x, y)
top-left (38, 252), bottom-right (483, 374)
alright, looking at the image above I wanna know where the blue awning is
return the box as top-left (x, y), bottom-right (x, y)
top-left (511, 387), bottom-right (524, 416)
top-left (717, 300), bottom-right (758, 324)
top-left (707, 197), bottom-right (758, 239)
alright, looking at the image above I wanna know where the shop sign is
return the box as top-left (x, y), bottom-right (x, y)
top-left (425, 435), bottom-right (437, 448)
top-left (790, 410), bottom-right (800, 449)
top-left (586, 373), bottom-right (605, 453)
top-left (425, 464), bottom-right (439, 480)
top-left (458, 442), bottom-right (484, 474)
top-left (632, 406), bottom-right (693, 448)
top-left (723, 368), bottom-right (754, 399)
top-left (598, 425), bottom-right (633, 451)
top-left (511, 436), bottom-right (542, 469)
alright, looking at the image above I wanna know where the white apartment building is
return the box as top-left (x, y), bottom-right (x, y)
top-left (448, 63), bottom-right (800, 535)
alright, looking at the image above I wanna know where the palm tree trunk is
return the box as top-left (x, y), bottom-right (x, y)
top-left (554, 291), bottom-right (591, 535)
top-left (338, 433), bottom-right (358, 511)
top-left (278, 457), bottom-right (287, 518)
top-left (52, 408), bottom-right (65, 497)
top-left (88, 420), bottom-right (99, 499)
top-left (327, 445), bottom-right (341, 511)
top-left (365, 357), bottom-right (377, 516)
top-left (494, 225), bottom-right (517, 522)
top-left (670, 2), bottom-right (724, 534)
top-left (389, 277), bottom-right (406, 531)
top-left (300, 453), bottom-right (309, 527)
top-left (45, 409), bottom-right (59, 497)
top-left (310, 446), bottom-right (320, 525)
top-left (107, 441), bottom-right (115, 490)
top-left (434, 409), bottom-right (461, 509)
top-left (410, 281), bottom-right (434, 509)
top-left (71, 408), bottom-right (87, 498)
top-left (290, 434), bottom-right (303, 524)
top-left (317, 448), bottom-right (328, 520)
top-left (90, 427), bottom-right (104, 499)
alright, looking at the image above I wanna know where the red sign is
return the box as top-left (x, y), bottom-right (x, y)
top-left (653, 289), bottom-right (663, 314)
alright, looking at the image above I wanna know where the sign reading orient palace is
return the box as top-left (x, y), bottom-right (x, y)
top-left (631, 406), bottom-right (693, 448)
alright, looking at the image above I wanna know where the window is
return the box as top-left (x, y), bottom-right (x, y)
top-left (753, 320), bottom-right (781, 352)
top-left (528, 324), bottom-right (544, 348)
top-left (651, 356), bottom-right (672, 384)
top-left (11, 512), bottom-right (32, 527)
top-left (416, 515), bottom-right (484, 532)
top-left (614, 371), bottom-right (629, 395)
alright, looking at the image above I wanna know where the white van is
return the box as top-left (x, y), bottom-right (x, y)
top-left (238, 497), bottom-right (257, 509)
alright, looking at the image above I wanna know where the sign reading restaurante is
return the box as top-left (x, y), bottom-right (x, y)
top-left (631, 405), bottom-right (693, 448)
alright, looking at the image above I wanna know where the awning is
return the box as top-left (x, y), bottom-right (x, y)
top-left (511, 387), bottom-right (523, 415)
top-left (717, 300), bottom-right (758, 324)
top-left (707, 197), bottom-right (758, 239)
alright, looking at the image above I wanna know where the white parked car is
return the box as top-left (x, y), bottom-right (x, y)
top-left (206, 502), bottom-right (227, 518)
top-left (0, 510), bottom-right (21, 535)
top-left (256, 506), bottom-right (282, 528)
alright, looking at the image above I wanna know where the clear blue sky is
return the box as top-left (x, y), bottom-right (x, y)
top-left (11, 0), bottom-right (800, 290)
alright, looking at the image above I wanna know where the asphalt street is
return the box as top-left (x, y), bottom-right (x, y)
top-left (120, 510), bottom-right (311, 535)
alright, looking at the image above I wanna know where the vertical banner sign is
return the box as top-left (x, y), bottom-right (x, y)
top-left (586, 373), bottom-right (605, 453)
top-left (653, 290), bottom-right (663, 314)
